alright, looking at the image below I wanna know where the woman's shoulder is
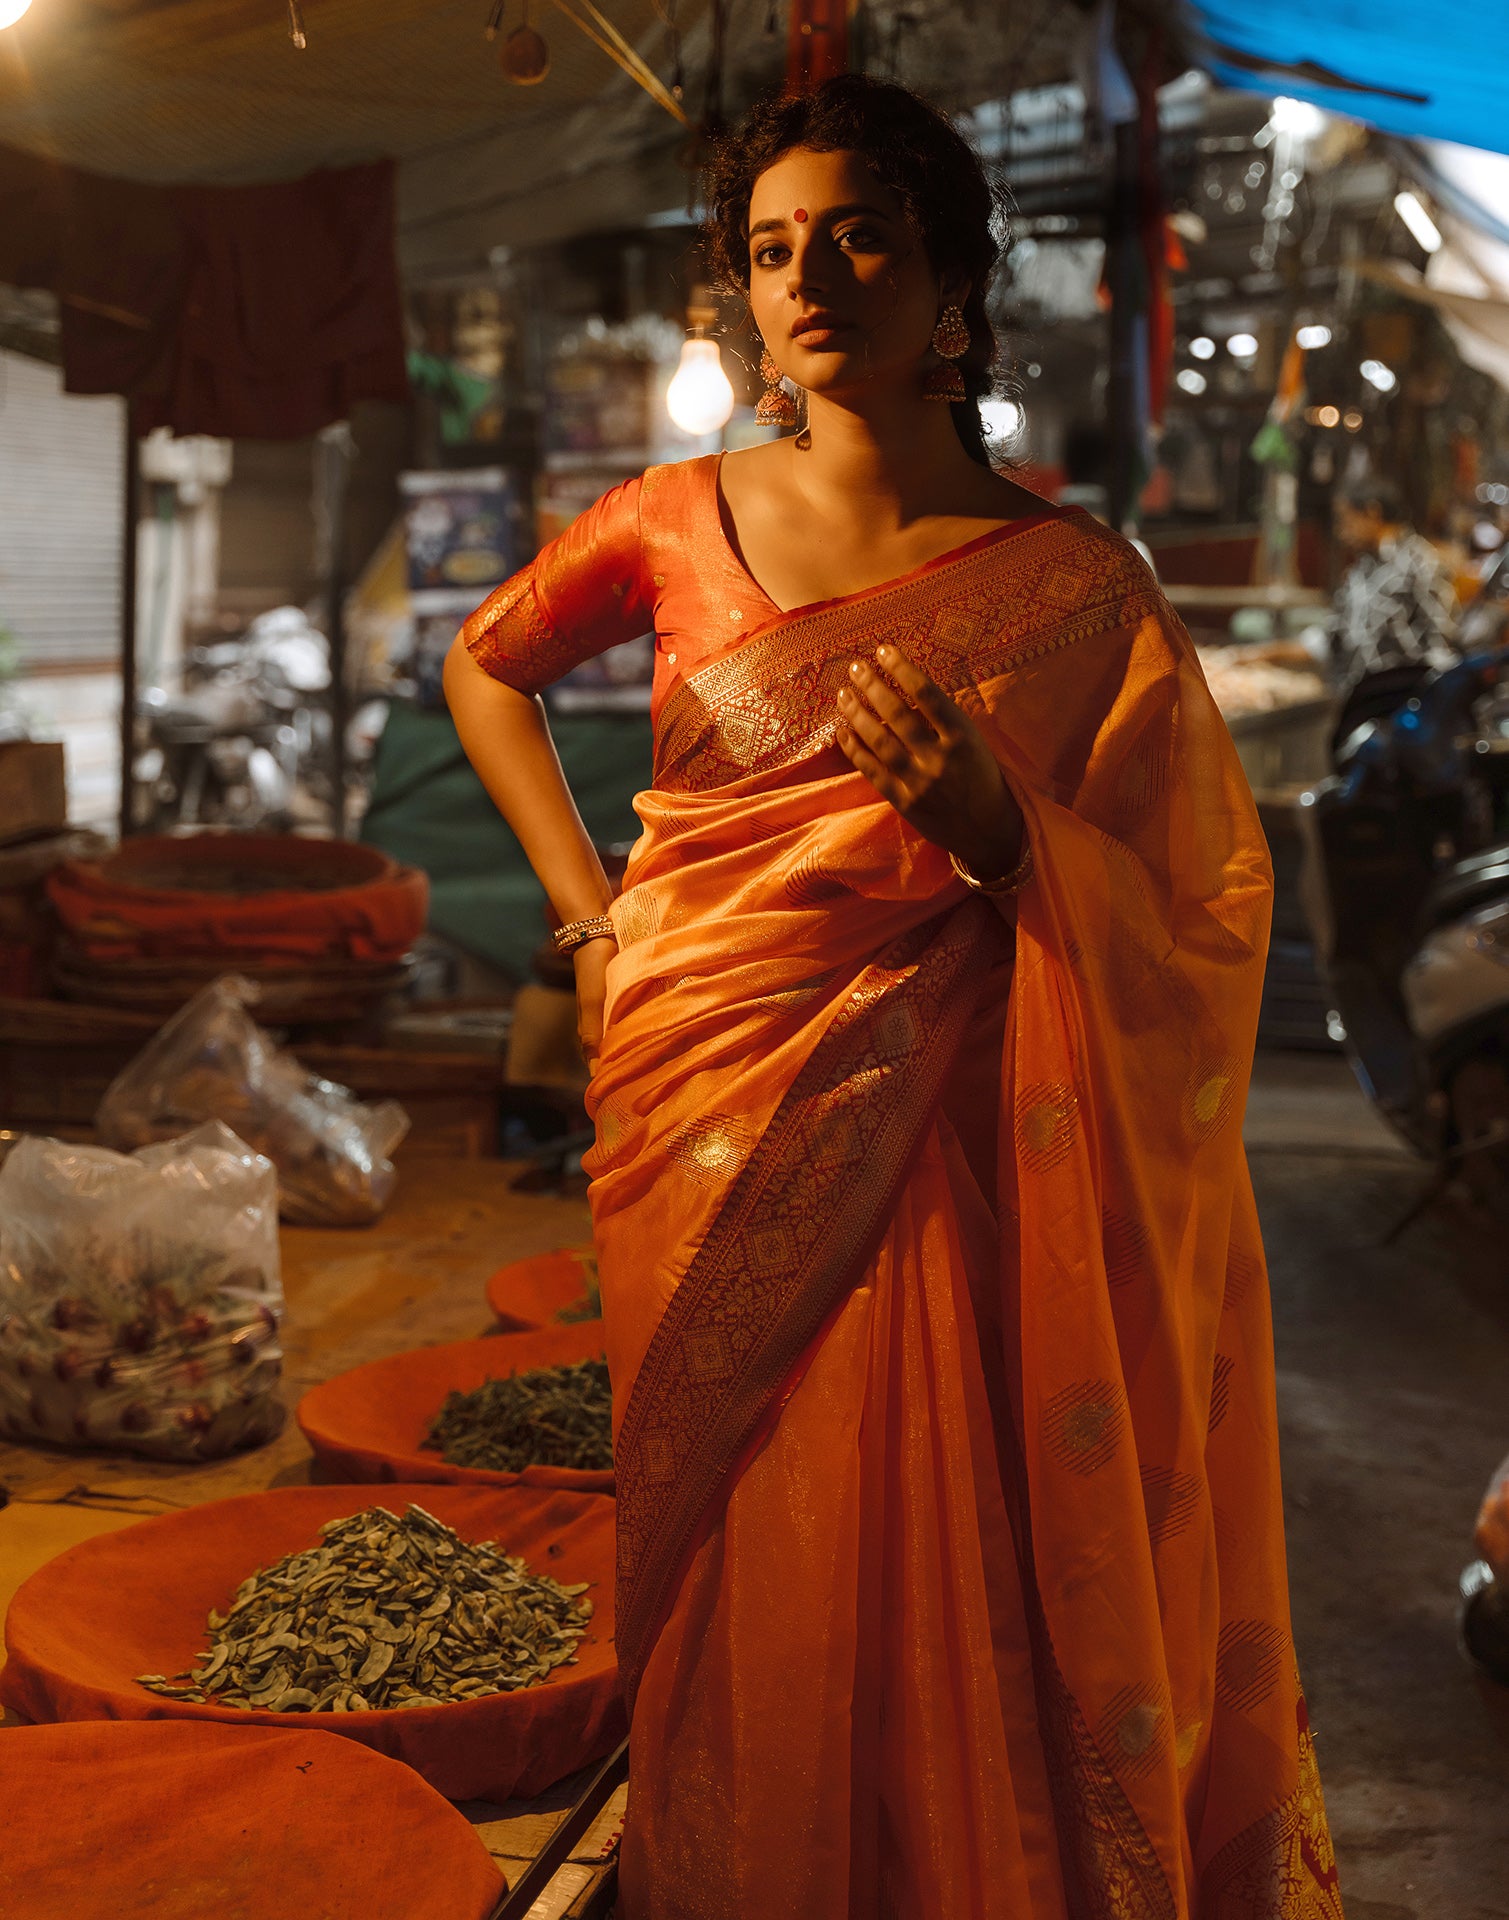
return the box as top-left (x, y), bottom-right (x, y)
top-left (1027, 503), bottom-right (1162, 602)
top-left (636, 450), bottom-right (723, 510)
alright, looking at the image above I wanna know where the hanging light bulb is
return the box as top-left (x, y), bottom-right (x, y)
top-left (0, 0), bottom-right (34, 26)
top-left (666, 288), bottom-right (735, 438)
top-left (1268, 96), bottom-right (1325, 142)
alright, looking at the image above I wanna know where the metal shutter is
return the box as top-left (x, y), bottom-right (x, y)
top-left (0, 350), bottom-right (124, 669)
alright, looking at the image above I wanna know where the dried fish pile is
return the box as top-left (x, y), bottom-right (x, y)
top-left (423, 1358), bottom-right (613, 1474)
top-left (137, 1502), bottom-right (592, 1712)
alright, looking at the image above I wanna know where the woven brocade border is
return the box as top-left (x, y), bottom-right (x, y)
top-left (653, 515), bottom-right (1163, 794)
top-left (613, 903), bottom-right (997, 1707)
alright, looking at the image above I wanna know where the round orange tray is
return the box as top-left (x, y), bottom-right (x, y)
top-left (0, 1720), bottom-right (504, 1920)
top-left (0, 1482), bottom-right (622, 1804)
top-left (297, 1321), bottom-right (613, 1493)
top-left (486, 1245), bottom-right (598, 1331)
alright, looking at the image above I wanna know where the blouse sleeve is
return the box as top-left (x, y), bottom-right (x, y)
top-left (459, 473), bottom-right (649, 694)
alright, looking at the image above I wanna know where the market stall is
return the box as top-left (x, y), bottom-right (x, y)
top-left (0, 1139), bottom-right (620, 1917)
top-left (2, 0), bottom-right (1508, 1905)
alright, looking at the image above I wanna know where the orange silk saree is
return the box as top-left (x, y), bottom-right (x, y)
top-left (460, 456), bottom-right (1343, 1920)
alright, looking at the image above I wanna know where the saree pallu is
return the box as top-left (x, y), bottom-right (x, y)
top-left (565, 508), bottom-right (1343, 1920)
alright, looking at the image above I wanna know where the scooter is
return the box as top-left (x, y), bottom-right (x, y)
top-left (133, 609), bottom-right (333, 831)
top-left (1297, 630), bottom-right (1509, 1220)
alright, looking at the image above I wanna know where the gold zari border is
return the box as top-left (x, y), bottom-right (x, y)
top-left (1200, 1696), bottom-right (1345, 1919)
top-left (654, 517), bottom-right (1162, 794)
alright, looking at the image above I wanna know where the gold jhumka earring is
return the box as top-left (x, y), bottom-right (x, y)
top-left (756, 349), bottom-right (800, 427)
top-left (922, 304), bottom-right (970, 402)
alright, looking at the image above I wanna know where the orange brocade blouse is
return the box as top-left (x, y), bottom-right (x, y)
top-left (462, 455), bottom-right (1345, 1920)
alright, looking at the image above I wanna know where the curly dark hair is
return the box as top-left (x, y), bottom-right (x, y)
top-left (705, 74), bottom-right (1008, 466)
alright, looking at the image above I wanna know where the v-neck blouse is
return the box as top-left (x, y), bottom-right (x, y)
top-left (459, 452), bottom-right (1058, 723)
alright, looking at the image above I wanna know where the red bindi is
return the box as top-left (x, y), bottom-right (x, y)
top-left (793, 208), bottom-right (808, 223)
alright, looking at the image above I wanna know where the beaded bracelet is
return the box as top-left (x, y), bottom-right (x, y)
top-left (949, 837), bottom-right (1034, 897)
top-left (552, 914), bottom-right (617, 955)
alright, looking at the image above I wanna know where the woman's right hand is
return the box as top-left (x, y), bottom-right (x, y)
top-left (573, 936), bottom-right (616, 1075)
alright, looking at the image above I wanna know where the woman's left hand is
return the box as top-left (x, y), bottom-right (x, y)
top-left (835, 644), bottom-right (1024, 881)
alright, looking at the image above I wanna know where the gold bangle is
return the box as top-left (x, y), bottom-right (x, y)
top-left (552, 914), bottom-right (617, 955)
top-left (949, 837), bottom-right (1033, 897)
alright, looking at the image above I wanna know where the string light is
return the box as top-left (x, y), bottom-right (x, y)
top-left (1189, 336), bottom-right (1216, 361)
top-left (1393, 190), bottom-right (1442, 254)
top-left (1296, 324), bottom-right (1332, 350)
top-left (0, 0), bottom-right (34, 25)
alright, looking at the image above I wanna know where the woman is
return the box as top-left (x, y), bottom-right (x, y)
top-left (445, 75), bottom-right (1343, 1920)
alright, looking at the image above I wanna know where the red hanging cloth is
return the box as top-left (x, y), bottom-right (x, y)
top-left (0, 145), bottom-right (408, 440)
top-left (785, 0), bottom-right (849, 94)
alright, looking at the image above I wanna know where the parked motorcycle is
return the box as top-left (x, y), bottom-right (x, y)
top-left (133, 609), bottom-right (333, 831)
top-left (1298, 560), bottom-right (1509, 1214)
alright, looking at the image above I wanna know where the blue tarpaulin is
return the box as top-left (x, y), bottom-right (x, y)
top-left (1182, 0), bottom-right (1509, 157)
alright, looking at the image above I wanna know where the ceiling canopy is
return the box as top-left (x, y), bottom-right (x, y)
top-left (1182, 0), bottom-right (1509, 158)
top-left (0, 0), bottom-right (1092, 278)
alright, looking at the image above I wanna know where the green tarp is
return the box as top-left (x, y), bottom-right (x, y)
top-left (360, 701), bottom-right (653, 982)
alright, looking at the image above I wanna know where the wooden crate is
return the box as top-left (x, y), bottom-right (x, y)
top-left (0, 743), bottom-right (67, 845)
top-left (1227, 698), bottom-right (1338, 798)
top-left (301, 1043), bottom-right (513, 1158)
top-left (0, 998), bottom-right (517, 1154)
top-left (0, 998), bottom-right (151, 1130)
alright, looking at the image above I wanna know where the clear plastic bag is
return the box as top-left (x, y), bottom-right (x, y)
top-left (0, 1122), bottom-right (285, 1461)
top-left (96, 976), bottom-right (409, 1227)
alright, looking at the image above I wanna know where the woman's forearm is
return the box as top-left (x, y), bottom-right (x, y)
top-left (442, 638), bottom-right (615, 926)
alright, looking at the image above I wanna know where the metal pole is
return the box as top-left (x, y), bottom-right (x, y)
top-left (316, 423), bottom-right (352, 837)
top-left (1106, 117), bottom-right (1140, 534)
top-left (488, 1738), bottom-right (629, 1920)
top-left (117, 416), bottom-right (140, 840)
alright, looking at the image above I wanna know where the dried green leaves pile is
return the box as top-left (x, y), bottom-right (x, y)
top-left (137, 1502), bottom-right (592, 1712)
top-left (423, 1358), bottom-right (614, 1475)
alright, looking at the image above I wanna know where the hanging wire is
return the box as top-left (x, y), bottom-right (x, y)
top-left (483, 0), bottom-right (507, 37)
top-left (701, 0), bottom-right (728, 133)
top-left (547, 0), bottom-right (690, 124)
top-left (650, 0), bottom-right (685, 102)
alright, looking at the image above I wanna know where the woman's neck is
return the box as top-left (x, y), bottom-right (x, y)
top-left (791, 387), bottom-right (987, 532)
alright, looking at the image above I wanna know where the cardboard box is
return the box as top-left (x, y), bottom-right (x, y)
top-left (0, 742), bottom-right (67, 846)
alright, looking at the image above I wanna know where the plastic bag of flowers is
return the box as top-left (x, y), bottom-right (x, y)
top-left (0, 1122), bottom-right (285, 1460)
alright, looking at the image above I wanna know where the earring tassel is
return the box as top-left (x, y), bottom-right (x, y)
top-left (921, 364), bottom-right (967, 403)
top-left (756, 349), bottom-right (799, 427)
top-left (756, 388), bottom-right (799, 426)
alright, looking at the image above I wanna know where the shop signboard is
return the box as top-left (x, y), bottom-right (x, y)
top-left (400, 469), bottom-right (531, 599)
top-left (396, 469), bottom-right (531, 708)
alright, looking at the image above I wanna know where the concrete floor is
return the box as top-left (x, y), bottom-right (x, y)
top-left (1247, 1050), bottom-right (1509, 1919)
